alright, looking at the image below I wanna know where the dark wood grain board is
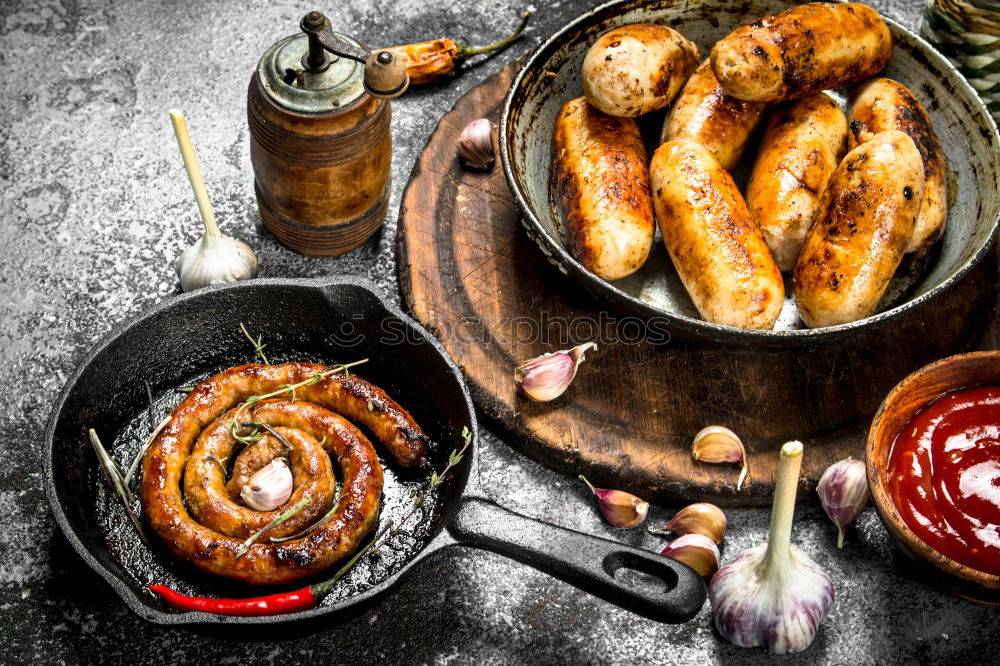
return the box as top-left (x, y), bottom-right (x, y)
top-left (396, 61), bottom-right (1000, 506)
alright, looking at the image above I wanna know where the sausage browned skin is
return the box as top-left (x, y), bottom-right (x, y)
top-left (650, 140), bottom-right (784, 329)
top-left (711, 2), bottom-right (892, 103)
top-left (661, 59), bottom-right (767, 171)
top-left (848, 77), bottom-right (948, 253)
top-left (793, 130), bottom-right (924, 328)
top-left (553, 97), bottom-right (655, 280)
top-left (582, 23), bottom-right (699, 117)
top-left (746, 93), bottom-right (848, 271)
top-left (141, 362), bottom-right (428, 585)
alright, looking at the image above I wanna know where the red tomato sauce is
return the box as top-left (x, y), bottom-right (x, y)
top-left (887, 386), bottom-right (1000, 576)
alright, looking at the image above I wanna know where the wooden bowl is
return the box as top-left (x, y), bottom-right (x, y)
top-left (867, 351), bottom-right (1000, 603)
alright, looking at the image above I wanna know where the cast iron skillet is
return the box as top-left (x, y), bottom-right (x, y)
top-left (45, 276), bottom-right (705, 625)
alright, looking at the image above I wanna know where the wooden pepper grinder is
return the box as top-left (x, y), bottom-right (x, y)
top-left (248, 11), bottom-right (408, 256)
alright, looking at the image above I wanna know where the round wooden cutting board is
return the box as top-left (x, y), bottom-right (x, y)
top-left (396, 61), bottom-right (1000, 506)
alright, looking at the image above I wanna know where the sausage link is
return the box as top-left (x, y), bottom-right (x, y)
top-left (793, 130), bottom-right (924, 328)
top-left (747, 93), bottom-right (848, 271)
top-left (661, 59), bottom-right (767, 171)
top-left (711, 2), bottom-right (892, 102)
top-left (582, 23), bottom-right (699, 117)
top-left (553, 97), bottom-right (655, 280)
top-left (141, 363), bottom-right (427, 585)
top-left (848, 77), bottom-right (948, 253)
top-left (650, 140), bottom-right (785, 329)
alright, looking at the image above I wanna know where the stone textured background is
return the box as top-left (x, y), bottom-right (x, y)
top-left (2, 0), bottom-right (998, 663)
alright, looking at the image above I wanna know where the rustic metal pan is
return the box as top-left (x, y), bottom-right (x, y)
top-left (500, 0), bottom-right (1000, 347)
top-left (44, 277), bottom-right (705, 625)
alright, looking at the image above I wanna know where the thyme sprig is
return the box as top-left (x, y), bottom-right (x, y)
top-left (225, 359), bottom-right (369, 445)
top-left (88, 429), bottom-right (148, 544)
top-left (236, 493), bottom-right (313, 557)
top-left (313, 425), bottom-right (474, 597)
top-left (269, 504), bottom-right (338, 543)
top-left (240, 322), bottom-right (270, 365)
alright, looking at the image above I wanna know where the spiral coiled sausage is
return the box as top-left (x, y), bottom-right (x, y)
top-left (140, 362), bottom-right (429, 585)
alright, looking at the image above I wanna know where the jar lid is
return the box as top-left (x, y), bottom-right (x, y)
top-left (257, 32), bottom-right (366, 114)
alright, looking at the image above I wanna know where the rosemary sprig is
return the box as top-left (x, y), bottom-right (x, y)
top-left (269, 504), bottom-right (338, 543)
top-left (237, 494), bottom-right (312, 557)
top-left (124, 414), bottom-right (172, 486)
top-left (178, 386), bottom-right (195, 393)
top-left (143, 379), bottom-right (155, 427)
top-left (312, 425), bottom-right (473, 597)
top-left (241, 422), bottom-right (294, 450)
top-left (240, 322), bottom-right (270, 365)
top-left (88, 429), bottom-right (148, 544)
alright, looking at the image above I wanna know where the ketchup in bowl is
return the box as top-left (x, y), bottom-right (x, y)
top-left (887, 386), bottom-right (1000, 575)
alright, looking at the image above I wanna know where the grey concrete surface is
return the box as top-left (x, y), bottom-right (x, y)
top-left (2, 0), bottom-right (998, 664)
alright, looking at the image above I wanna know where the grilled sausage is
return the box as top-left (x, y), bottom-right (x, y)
top-left (650, 140), bottom-right (784, 329)
top-left (582, 23), bottom-right (699, 117)
top-left (746, 93), bottom-right (848, 271)
top-left (711, 2), bottom-right (892, 103)
top-left (553, 97), bottom-right (655, 280)
top-left (141, 362), bottom-right (428, 585)
top-left (660, 59), bottom-right (768, 170)
top-left (793, 130), bottom-right (924, 328)
top-left (848, 77), bottom-right (948, 253)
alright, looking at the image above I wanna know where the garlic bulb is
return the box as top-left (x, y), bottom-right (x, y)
top-left (177, 232), bottom-right (258, 292)
top-left (660, 533), bottom-right (720, 580)
top-left (817, 458), bottom-right (870, 548)
top-left (692, 425), bottom-right (748, 490)
top-left (169, 109), bottom-right (258, 293)
top-left (457, 118), bottom-right (495, 170)
top-left (648, 502), bottom-right (727, 544)
top-left (709, 441), bottom-right (834, 655)
top-left (579, 475), bottom-right (648, 528)
top-left (240, 459), bottom-right (293, 512)
top-left (514, 342), bottom-right (596, 402)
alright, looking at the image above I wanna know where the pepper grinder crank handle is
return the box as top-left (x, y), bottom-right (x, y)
top-left (300, 11), bottom-right (409, 99)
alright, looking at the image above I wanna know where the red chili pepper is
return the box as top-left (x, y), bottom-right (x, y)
top-left (148, 584), bottom-right (318, 616)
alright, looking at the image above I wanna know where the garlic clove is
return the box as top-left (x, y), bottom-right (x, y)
top-left (816, 457), bottom-right (870, 548)
top-left (457, 118), bottom-right (496, 170)
top-left (240, 458), bottom-right (293, 512)
top-left (709, 441), bottom-right (834, 655)
top-left (659, 533), bottom-right (720, 580)
top-left (177, 232), bottom-right (258, 292)
top-left (692, 425), bottom-right (749, 491)
top-left (514, 342), bottom-right (597, 402)
top-left (579, 474), bottom-right (648, 528)
top-left (648, 502), bottom-right (727, 544)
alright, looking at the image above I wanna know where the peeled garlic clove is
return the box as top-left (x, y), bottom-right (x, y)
top-left (648, 502), bottom-right (727, 544)
top-left (579, 474), bottom-right (648, 528)
top-left (177, 232), bottom-right (258, 292)
top-left (710, 441), bottom-right (834, 655)
top-left (515, 342), bottom-right (597, 402)
top-left (692, 425), bottom-right (748, 491)
top-left (659, 533), bottom-right (720, 580)
top-left (817, 457), bottom-right (869, 548)
top-left (457, 118), bottom-right (495, 170)
top-left (240, 458), bottom-right (293, 512)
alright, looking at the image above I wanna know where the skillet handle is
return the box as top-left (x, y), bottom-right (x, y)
top-left (447, 496), bottom-right (706, 623)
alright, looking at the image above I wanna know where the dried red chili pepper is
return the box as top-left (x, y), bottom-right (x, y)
top-left (386, 11), bottom-right (531, 85)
